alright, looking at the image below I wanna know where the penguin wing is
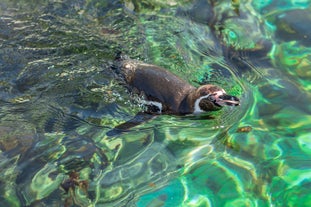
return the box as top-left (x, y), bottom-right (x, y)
top-left (106, 112), bottom-right (157, 137)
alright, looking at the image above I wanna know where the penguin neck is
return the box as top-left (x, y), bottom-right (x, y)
top-left (178, 88), bottom-right (198, 114)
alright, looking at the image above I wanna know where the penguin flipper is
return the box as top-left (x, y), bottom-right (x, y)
top-left (106, 112), bottom-right (157, 137)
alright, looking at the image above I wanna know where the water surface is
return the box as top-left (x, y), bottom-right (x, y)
top-left (0, 0), bottom-right (310, 206)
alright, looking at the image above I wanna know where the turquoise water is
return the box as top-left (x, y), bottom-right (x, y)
top-left (0, 0), bottom-right (311, 206)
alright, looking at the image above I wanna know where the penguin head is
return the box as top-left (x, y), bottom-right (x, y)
top-left (193, 85), bottom-right (240, 113)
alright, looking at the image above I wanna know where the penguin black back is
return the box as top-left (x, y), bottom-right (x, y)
top-left (120, 59), bottom-right (196, 114)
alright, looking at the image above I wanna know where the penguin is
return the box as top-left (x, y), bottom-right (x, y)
top-left (106, 58), bottom-right (240, 137)
top-left (118, 59), bottom-right (240, 115)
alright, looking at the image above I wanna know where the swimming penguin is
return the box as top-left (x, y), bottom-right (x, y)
top-left (119, 59), bottom-right (239, 114)
top-left (106, 58), bottom-right (240, 136)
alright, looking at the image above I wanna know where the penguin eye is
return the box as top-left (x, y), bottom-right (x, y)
top-left (207, 93), bottom-right (217, 101)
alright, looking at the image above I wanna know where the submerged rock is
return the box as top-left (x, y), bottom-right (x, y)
top-left (274, 8), bottom-right (311, 46)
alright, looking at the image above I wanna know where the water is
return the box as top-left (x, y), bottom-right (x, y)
top-left (0, 0), bottom-right (310, 206)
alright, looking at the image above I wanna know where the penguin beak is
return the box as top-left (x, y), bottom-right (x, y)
top-left (211, 93), bottom-right (240, 107)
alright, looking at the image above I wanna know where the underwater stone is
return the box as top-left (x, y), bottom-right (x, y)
top-left (275, 9), bottom-right (311, 46)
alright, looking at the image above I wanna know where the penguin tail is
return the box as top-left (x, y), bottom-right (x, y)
top-left (114, 51), bottom-right (130, 62)
top-left (114, 51), bottom-right (123, 61)
top-left (111, 51), bottom-right (123, 73)
top-left (111, 51), bottom-right (130, 73)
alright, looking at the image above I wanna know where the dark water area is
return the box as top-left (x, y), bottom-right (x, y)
top-left (0, 0), bottom-right (311, 206)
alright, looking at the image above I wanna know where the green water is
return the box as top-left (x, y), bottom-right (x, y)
top-left (0, 0), bottom-right (311, 206)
